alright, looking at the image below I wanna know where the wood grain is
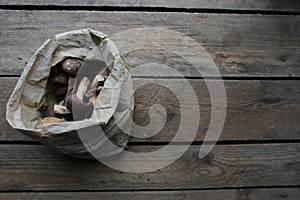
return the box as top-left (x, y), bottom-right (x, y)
top-left (0, 2), bottom-right (298, 197)
top-left (0, 188), bottom-right (299, 200)
top-left (1, 0), bottom-right (300, 12)
top-left (1, 77), bottom-right (300, 142)
top-left (0, 143), bottom-right (299, 190)
top-left (0, 10), bottom-right (300, 77)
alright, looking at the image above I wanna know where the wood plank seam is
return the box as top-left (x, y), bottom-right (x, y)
top-left (0, 5), bottom-right (300, 15)
top-left (0, 188), bottom-right (300, 200)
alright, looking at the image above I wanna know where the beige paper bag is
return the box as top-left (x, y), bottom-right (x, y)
top-left (6, 29), bottom-right (134, 158)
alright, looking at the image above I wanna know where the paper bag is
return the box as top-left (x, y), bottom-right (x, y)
top-left (6, 29), bottom-right (134, 158)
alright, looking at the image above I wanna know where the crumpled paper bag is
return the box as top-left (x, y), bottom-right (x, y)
top-left (6, 29), bottom-right (134, 158)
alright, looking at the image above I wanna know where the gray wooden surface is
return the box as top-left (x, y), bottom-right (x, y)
top-left (1, 144), bottom-right (299, 190)
top-left (0, 11), bottom-right (300, 77)
top-left (0, 1), bottom-right (299, 199)
top-left (1, 78), bottom-right (300, 142)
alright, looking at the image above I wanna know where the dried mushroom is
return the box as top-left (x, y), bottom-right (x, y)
top-left (37, 57), bottom-right (109, 127)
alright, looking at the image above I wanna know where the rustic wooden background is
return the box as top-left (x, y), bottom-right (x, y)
top-left (0, 1), bottom-right (300, 199)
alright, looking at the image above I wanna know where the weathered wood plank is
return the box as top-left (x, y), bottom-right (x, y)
top-left (0, 103), bottom-right (29, 141)
top-left (0, 188), bottom-right (299, 200)
top-left (1, 77), bottom-right (300, 142)
top-left (1, 10), bottom-right (300, 77)
top-left (1, 0), bottom-right (300, 12)
top-left (0, 143), bottom-right (299, 190)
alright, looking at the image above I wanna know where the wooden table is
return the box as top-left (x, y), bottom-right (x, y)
top-left (1, 1), bottom-right (300, 199)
